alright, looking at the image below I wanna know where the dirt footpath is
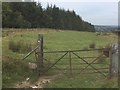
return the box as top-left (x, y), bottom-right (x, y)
top-left (15, 74), bottom-right (62, 88)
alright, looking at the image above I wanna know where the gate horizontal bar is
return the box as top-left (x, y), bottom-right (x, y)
top-left (51, 68), bottom-right (109, 70)
top-left (55, 63), bottom-right (108, 65)
top-left (73, 71), bottom-right (109, 74)
top-left (60, 56), bottom-right (107, 60)
top-left (43, 48), bottom-right (103, 53)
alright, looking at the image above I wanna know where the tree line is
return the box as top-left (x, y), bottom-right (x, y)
top-left (2, 2), bottom-right (95, 32)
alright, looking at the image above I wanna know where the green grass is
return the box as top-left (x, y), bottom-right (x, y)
top-left (2, 28), bottom-right (118, 88)
top-left (2, 57), bottom-right (30, 87)
top-left (43, 74), bottom-right (118, 88)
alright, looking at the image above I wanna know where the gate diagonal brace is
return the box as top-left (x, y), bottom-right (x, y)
top-left (72, 52), bottom-right (107, 77)
top-left (44, 56), bottom-right (72, 73)
top-left (43, 52), bottom-right (68, 73)
top-left (22, 46), bottom-right (38, 60)
top-left (43, 58), bottom-right (64, 71)
top-left (78, 53), bottom-right (104, 74)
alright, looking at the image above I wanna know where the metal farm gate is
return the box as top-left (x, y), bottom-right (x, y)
top-left (42, 48), bottom-right (110, 77)
top-left (22, 34), bottom-right (118, 78)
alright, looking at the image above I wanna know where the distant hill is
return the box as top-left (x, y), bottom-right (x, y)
top-left (94, 25), bottom-right (118, 32)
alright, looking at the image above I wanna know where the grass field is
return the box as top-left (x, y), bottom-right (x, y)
top-left (2, 28), bottom-right (118, 88)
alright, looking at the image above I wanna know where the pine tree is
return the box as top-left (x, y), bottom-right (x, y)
top-left (2, 2), bottom-right (95, 32)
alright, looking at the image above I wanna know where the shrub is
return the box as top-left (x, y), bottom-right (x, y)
top-left (9, 40), bottom-right (33, 53)
top-left (89, 42), bottom-right (96, 49)
top-left (9, 40), bottom-right (21, 52)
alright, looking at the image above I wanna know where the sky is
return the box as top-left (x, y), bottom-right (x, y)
top-left (34, 0), bottom-right (119, 26)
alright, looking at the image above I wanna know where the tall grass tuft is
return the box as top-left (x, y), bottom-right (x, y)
top-left (9, 40), bottom-right (21, 52)
top-left (2, 57), bottom-right (31, 87)
top-left (9, 40), bottom-right (33, 53)
top-left (89, 42), bottom-right (96, 49)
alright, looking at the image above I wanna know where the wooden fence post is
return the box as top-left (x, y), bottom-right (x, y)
top-left (109, 43), bottom-right (118, 78)
top-left (37, 34), bottom-right (43, 72)
top-left (69, 52), bottom-right (72, 75)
